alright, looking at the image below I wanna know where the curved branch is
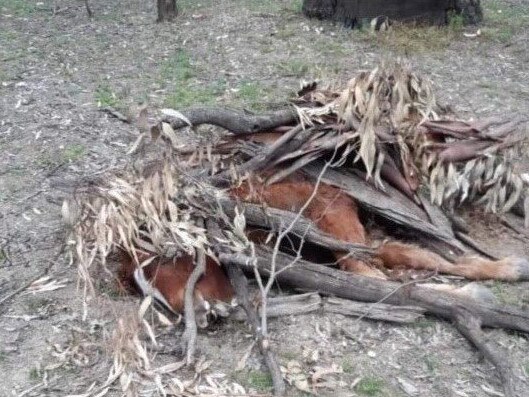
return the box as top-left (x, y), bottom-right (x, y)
top-left (454, 309), bottom-right (527, 397)
top-left (161, 106), bottom-right (298, 134)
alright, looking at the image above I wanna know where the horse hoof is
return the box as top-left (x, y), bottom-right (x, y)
top-left (511, 257), bottom-right (529, 280)
top-left (458, 283), bottom-right (497, 304)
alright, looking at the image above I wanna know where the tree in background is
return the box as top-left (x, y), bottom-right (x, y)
top-left (157, 0), bottom-right (178, 22)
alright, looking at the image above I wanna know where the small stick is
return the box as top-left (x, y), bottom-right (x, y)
top-left (207, 219), bottom-right (285, 395)
top-left (500, 216), bottom-right (529, 239)
top-left (455, 231), bottom-right (498, 260)
top-left (0, 260), bottom-right (55, 307)
top-left (100, 106), bottom-right (129, 123)
top-left (225, 264), bottom-right (286, 396)
top-left (181, 221), bottom-right (207, 365)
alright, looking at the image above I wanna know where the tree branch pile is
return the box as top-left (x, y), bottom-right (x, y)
top-left (69, 63), bottom-right (529, 396)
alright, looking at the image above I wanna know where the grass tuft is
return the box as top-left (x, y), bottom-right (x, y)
top-left (95, 84), bottom-right (119, 108)
top-left (62, 144), bottom-right (86, 163)
top-left (247, 370), bottom-right (273, 391)
top-left (480, 0), bottom-right (529, 44)
top-left (160, 49), bottom-right (195, 83)
top-left (161, 50), bottom-right (225, 108)
top-left (278, 60), bottom-right (310, 78)
top-left (1, 0), bottom-right (36, 16)
top-left (355, 376), bottom-right (385, 396)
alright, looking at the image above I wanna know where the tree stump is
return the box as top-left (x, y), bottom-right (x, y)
top-left (157, 0), bottom-right (178, 22)
top-left (454, 0), bottom-right (483, 24)
top-left (302, 0), bottom-right (483, 27)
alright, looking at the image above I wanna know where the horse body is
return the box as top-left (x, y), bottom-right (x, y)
top-left (118, 169), bottom-right (529, 317)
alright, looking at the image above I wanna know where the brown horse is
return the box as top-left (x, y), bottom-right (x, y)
top-left (118, 169), bottom-right (529, 318)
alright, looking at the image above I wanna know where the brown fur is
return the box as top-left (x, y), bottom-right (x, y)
top-left (118, 168), bottom-right (528, 313)
top-left (118, 252), bottom-right (233, 312)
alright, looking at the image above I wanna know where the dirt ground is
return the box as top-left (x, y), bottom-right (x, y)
top-left (1, 0), bottom-right (529, 396)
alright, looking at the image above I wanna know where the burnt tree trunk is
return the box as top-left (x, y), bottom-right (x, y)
top-left (157, 0), bottom-right (178, 22)
top-left (302, 0), bottom-right (482, 27)
top-left (454, 0), bottom-right (483, 24)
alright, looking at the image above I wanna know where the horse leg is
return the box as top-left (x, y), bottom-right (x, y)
top-left (375, 242), bottom-right (529, 281)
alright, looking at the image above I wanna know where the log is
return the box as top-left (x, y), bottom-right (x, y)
top-left (231, 293), bottom-right (322, 321)
top-left (230, 293), bottom-right (426, 324)
top-left (219, 247), bottom-right (529, 333)
top-left (161, 107), bottom-right (298, 135)
top-left (324, 297), bottom-right (425, 324)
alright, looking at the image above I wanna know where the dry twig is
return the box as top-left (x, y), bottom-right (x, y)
top-left (226, 264), bottom-right (286, 396)
top-left (181, 223), bottom-right (207, 365)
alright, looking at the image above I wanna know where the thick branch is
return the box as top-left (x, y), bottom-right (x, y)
top-left (219, 247), bottom-right (529, 333)
top-left (231, 293), bottom-right (322, 321)
top-left (302, 163), bottom-right (467, 254)
top-left (161, 106), bottom-right (298, 134)
top-left (230, 293), bottom-right (425, 324)
top-left (453, 309), bottom-right (527, 397)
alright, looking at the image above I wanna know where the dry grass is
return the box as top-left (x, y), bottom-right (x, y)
top-left (357, 17), bottom-right (464, 54)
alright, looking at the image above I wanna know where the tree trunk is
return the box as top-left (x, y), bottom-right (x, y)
top-left (453, 0), bottom-right (483, 24)
top-left (157, 0), bottom-right (178, 22)
top-left (302, 0), bottom-right (482, 27)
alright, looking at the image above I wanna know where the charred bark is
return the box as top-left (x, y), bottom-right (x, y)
top-left (157, 0), bottom-right (178, 22)
top-left (302, 0), bottom-right (482, 27)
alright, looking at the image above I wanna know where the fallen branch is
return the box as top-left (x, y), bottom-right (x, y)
top-left (231, 293), bottom-right (321, 321)
top-left (161, 106), bottom-right (298, 135)
top-left (302, 163), bottom-right (467, 254)
top-left (230, 293), bottom-right (426, 324)
top-left (226, 264), bottom-right (286, 396)
top-left (453, 309), bottom-right (527, 397)
top-left (181, 220), bottom-right (207, 365)
top-left (219, 247), bottom-right (529, 333)
top-left (324, 297), bottom-right (425, 323)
